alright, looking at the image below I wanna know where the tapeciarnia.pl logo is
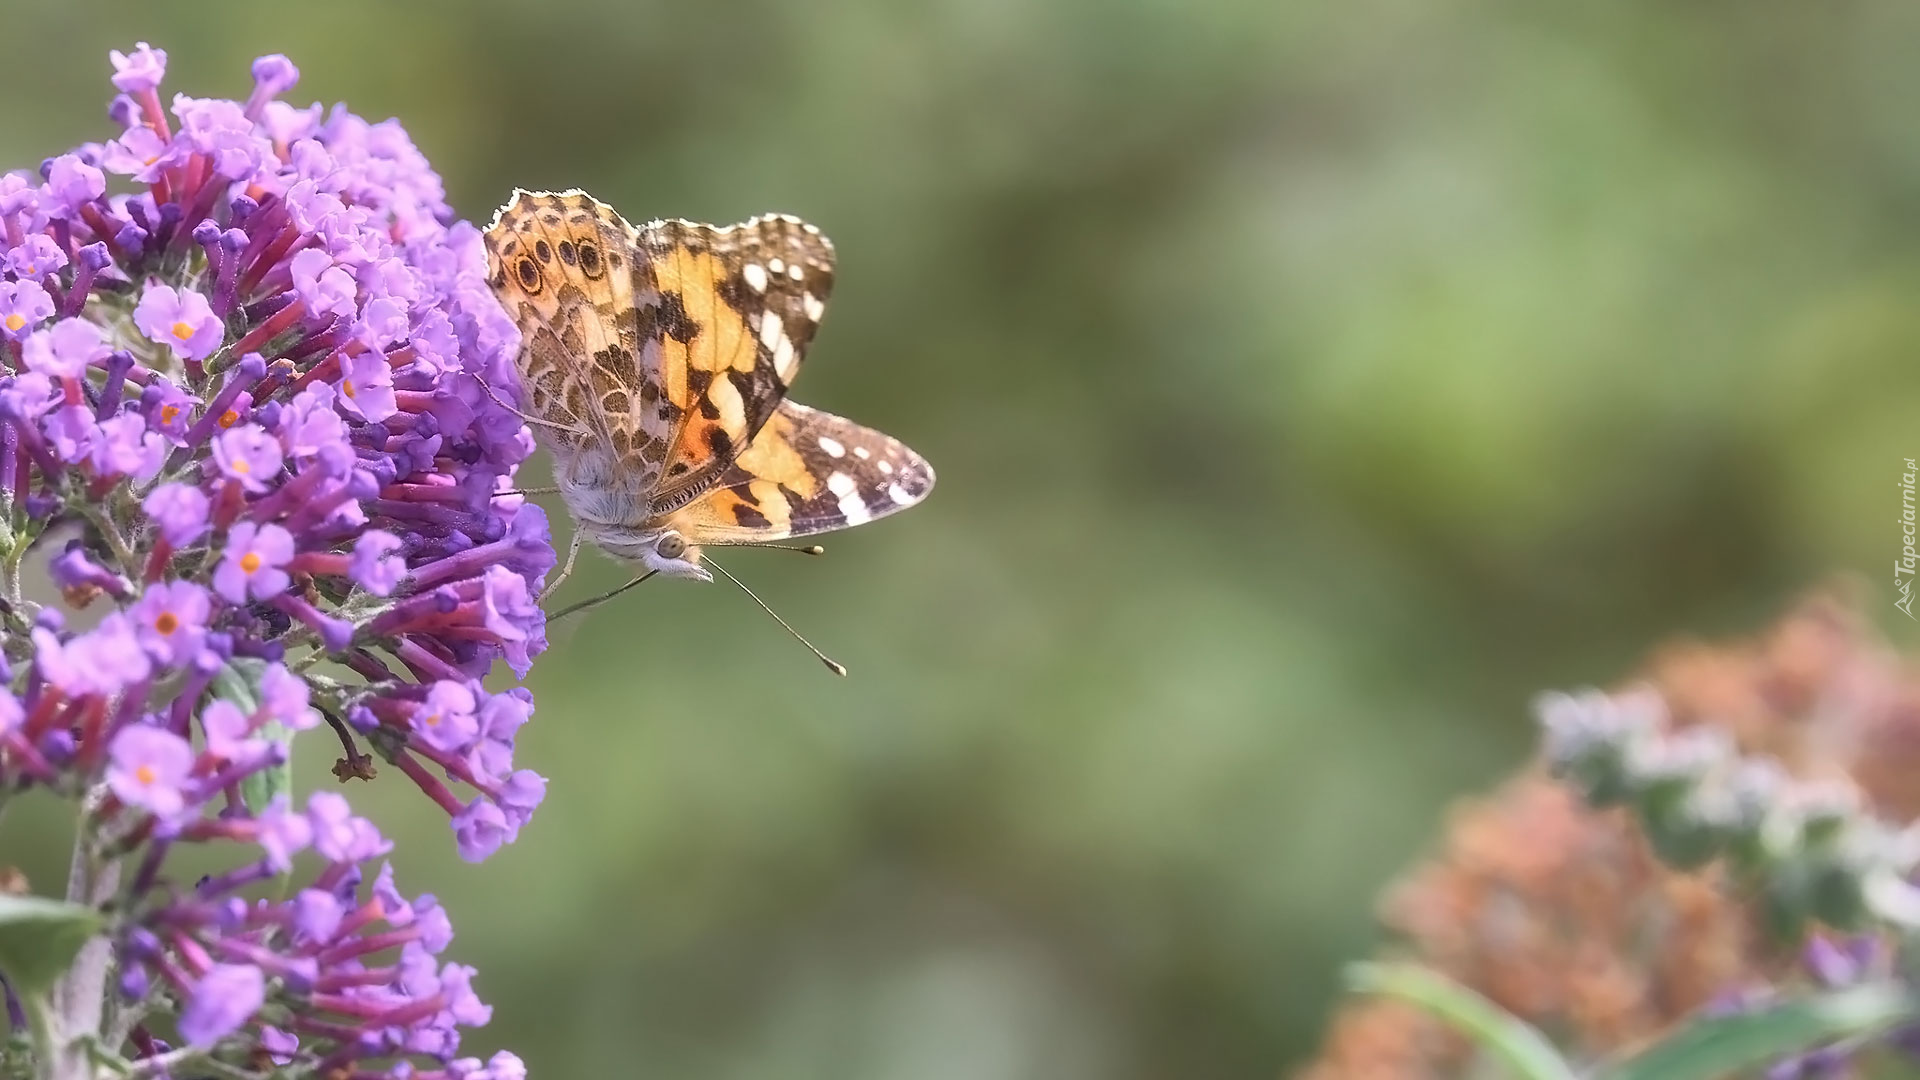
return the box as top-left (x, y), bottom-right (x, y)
top-left (1900, 458), bottom-right (1917, 619)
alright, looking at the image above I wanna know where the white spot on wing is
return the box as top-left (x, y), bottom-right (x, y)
top-left (818, 436), bottom-right (846, 458)
top-left (803, 293), bottom-right (825, 322)
top-left (742, 263), bottom-right (768, 292)
top-left (786, 262), bottom-right (804, 281)
top-left (827, 472), bottom-right (856, 496)
top-left (759, 313), bottom-right (785, 349)
top-left (853, 446), bottom-right (871, 460)
top-left (838, 491), bottom-right (871, 525)
top-left (877, 460), bottom-right (893, 475)
top-left (887, 483), bottom-right (912, 505)
top-left (767, 257), bottom-right (786, 276)
top-left (707, 369), bottom-right (746, 431)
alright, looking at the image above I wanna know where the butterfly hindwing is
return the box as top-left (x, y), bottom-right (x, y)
top-left (668, 400), bottom-right (934, 544)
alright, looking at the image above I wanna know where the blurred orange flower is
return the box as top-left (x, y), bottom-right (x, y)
top-left (1299, 593), bottom-right (1920, 1078)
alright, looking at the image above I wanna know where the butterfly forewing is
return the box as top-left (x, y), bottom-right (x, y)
top-left (637, 215), bottom-right (835, 514)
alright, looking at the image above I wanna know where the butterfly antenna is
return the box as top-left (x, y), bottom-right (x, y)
top-left (549, 570), bottom-right (658, 623)
top-left (704, 556), bottom-right (847, 676)
top-left (741, 543), bottom-right (825, 556)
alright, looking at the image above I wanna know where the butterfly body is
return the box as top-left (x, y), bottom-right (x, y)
top-left (481, 189), bottom-right (933, 587)
top-left (555, 468), bottom-right (709, 581)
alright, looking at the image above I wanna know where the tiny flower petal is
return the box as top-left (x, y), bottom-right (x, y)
top-left (143, 483), bottom-right (211, 547)
top-left (109, 42), bottom-right (168, 93)
top-left (23, 318), bottom-right (109, 378)
top-left (413, 681), bottom-right (479, 754)
top-left (292, 888), bottom-right (343, 943)
top-left (107, 726), bottom-right (193, 820)
top-left (42, 154), bottom-right (104, 208)
top-left (134, 283), bottom-right (224, 361)
top-left (131, 580), bottom-right (211, 665)
top-left (0, 279), bottom-right (54, 339)
top-left (308, 791), bottom-right (391, 863)
top-left (211, 423), bottom-right (283, 492)
top-left (255, 798), bottom-right (313, 871)
top-left (200, 700), bottom-right (254, 758)
top-left (178, 963), bottom-right (265, 1048)
top-left (337, 352), bottom-right (398, 421)
top-left (350, 530), bottom-right (407, 596)
top-left (259, 663), bottom-right (320, 730)
top-left (250, 54), bottom-right (300, 98)
top-left (452, 799), bottom-right (510, 863)
top-left (214, 521), bottom-right (294, 603)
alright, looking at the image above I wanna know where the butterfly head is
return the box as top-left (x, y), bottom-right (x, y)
top-left (636, 529), bottom-right (711, 582)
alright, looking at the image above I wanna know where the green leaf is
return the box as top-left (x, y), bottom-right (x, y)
top-left (210, 658), bottom-right (263, 713)
top-left (1600, 983), bottom-right (1917, 1080)
top-left (211, 659), bottom-right (293, 815)
top-left (0, 894), bottom-right (102, 995)
top-left (239, 719), bottom-right (293, 812)
top-left (1344, 963), bottom-right (1576, 1080)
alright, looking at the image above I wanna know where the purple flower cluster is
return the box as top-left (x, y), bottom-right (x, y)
top-left (109, 780), bottom-right (524, 1079)
top-left (1, 41), bottom-right (552, 849)
top-left (0, 43), bottom-right (551, 1077)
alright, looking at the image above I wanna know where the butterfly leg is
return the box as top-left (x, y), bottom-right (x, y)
top-left (540, 530), bottom-right (583, 603)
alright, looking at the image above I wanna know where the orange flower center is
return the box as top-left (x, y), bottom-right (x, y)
top-left (154, 612), bottom-right (179, 635)
top-left (135, 764), bottom-right (156, 786)
top-left (3, 314), bottom-right (22, 332)
top-left (160, 404), bottom-right (180, 425)
top-left (422, 711), bottom-right (441, 728)
top-left (343, 379), bottom-right (357, 399)
top-left (170, 320), bottom-right (194, 342)
top-left (240, 552), bottom-right (263, 574)
top-left (231, 458), bottom-right (250, 474)
top-left (218, 410), bottom-right (239, 428)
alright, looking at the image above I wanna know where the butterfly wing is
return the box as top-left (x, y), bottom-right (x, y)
top-left (633, 214), bottom-right (835, 515)
top-left (667, 400), bottom-right (934, 544)
top-left (484, 191), bottom-right (917, 554)
top-left (484, 189), bottom-right (672, 497)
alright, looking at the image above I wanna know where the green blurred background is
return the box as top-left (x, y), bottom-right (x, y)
top-left (5, 1), bottom-right (1920, 1076)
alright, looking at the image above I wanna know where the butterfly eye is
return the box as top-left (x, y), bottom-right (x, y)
top-left (655, 532), bottom-right (687, 560)
top-left (515, 258), bottom-right (541, 293)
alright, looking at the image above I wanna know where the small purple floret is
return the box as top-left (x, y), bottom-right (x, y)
top-left (214, 521), bottom-right (294, 602)
top-left (178, 963), bottom-right (265, 1048)
top-left (107, 726), bottom-right (193, 820)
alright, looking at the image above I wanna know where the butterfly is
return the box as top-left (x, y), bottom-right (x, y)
top-left (480, 190), bottom-right (934, 659)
